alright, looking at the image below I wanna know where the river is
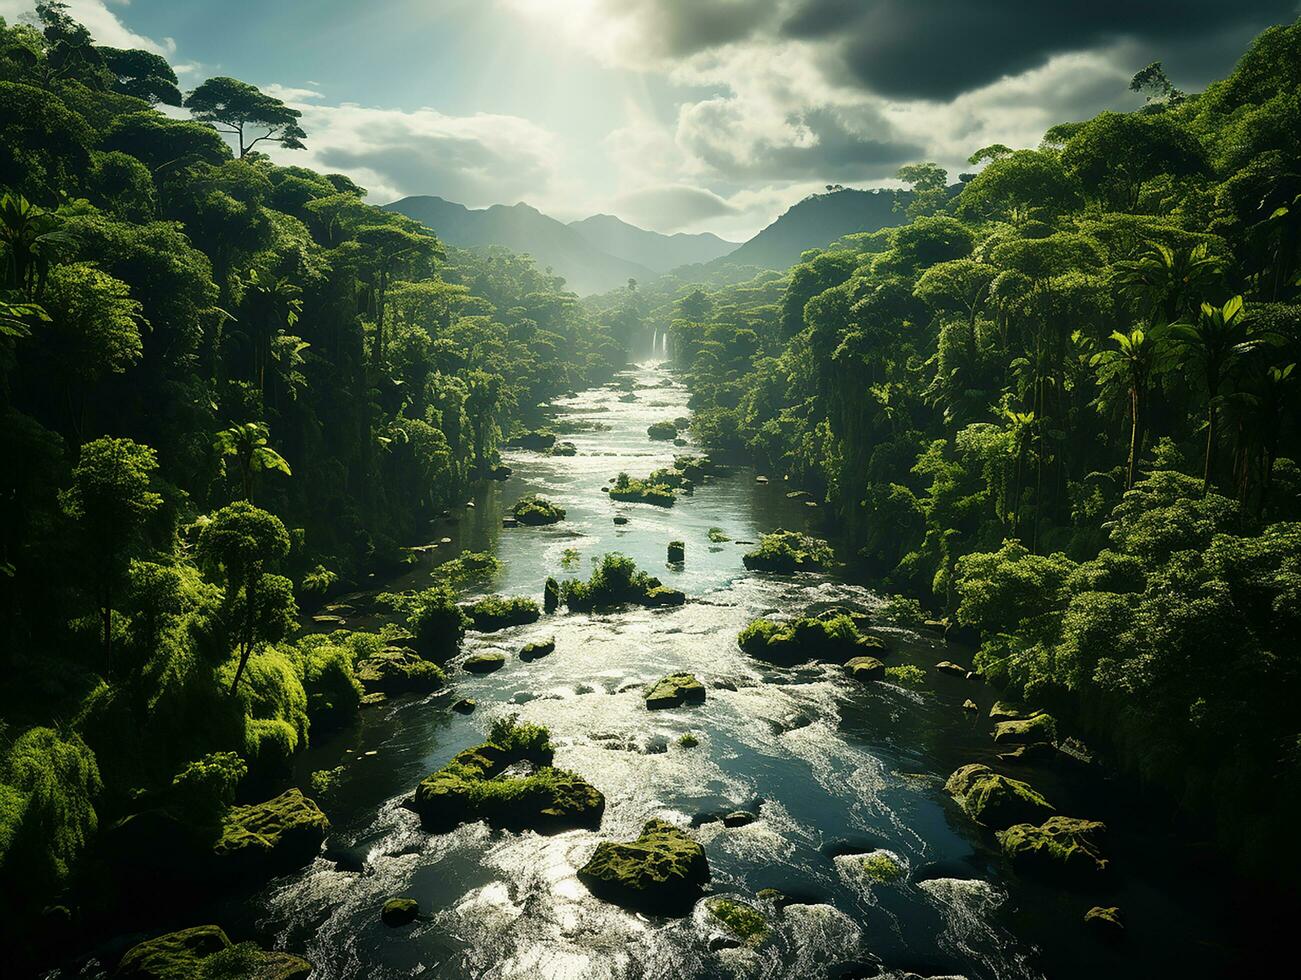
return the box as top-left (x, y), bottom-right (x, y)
top-left (205, 359), bottom-right (1242, 979)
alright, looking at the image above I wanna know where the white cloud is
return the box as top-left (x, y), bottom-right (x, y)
top-left (261, 99), bottom-right (566, 209)
top-left (0, 0), bottom-right (176, 55)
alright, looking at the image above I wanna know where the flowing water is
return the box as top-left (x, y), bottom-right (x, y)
top-left (180, 361), bottom-right (1245, 978)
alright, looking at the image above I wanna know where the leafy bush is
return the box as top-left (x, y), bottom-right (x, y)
top-left (742, 530), bottom-right (834, 573)
top-left (171, 751), bottom-right (248, 821)
top-left (512, 495), bottom-right (566, 525)
top-left (405, 585), bottom-right (468, 659)
top-left (299, 642), bottom-right (363, 729)
top-left (562, 553), bottom-right (670, 610)
top-left (609, 472), bottom-right (676, 506)
top-left (647, 420), bottom-right (679, 440)
top-left (463, 595), bottom-right (540, 631)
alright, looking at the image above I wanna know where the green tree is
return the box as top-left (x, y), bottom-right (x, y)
top-left (213, 421), bottom-right (291, 502)
top-left (184, 76), bottom-right (307, 158)
top-left (195, 501), bottom-right (295, 695)
top-left (1087, 327), bottom-right (1167, 488)
top-left (59, 436), bottom-right (163, 675)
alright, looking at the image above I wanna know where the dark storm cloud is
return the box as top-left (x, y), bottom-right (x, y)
top-left (654, 0), bottom-right (773, 56)
top-left (778, 0), bottom-right (1300, 100)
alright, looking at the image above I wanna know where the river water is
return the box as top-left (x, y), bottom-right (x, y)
top-left (209, 360), bottom-right (1242, 979)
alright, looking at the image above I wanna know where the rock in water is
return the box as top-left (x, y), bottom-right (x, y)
top-left (519, 637), bottom-right (556, 661)
top-left (722, 810), bottom-right (757, 827)
top-left (451, 697), bottom-right (477, 714)
top-left (934, 661), bottom-right (967, 677)
top-left (113, 925), bottom-right (312, 979)
top-left (993, 712), bottom-right (1057, 744)
top-left (962, 698), bottom-right (979, 713)
top-left (214, 789), bottom-right (330, 879)
top-left (945, 764), bottom-right (1055, 829)
top-left (997, 816), bottom-right (1108, 881)
top-left (645, 673), bottom-right (706, 709)
top-left (578, 819), bottom-right (710, 914)
top-left (667, 540), bottom-right (685, 563)
top-left (355, 646), bottom-right (447, 695)
top-left (845, 656), bottom-right (885, 681)
top-left (463, 652), bottom-right (506, 673)
top-left (543, 576), bottom-right (560, 613)
top-left (381, 897), bottom-right (420, 927)
top-left (1084, 905), bottom-right (1125, 940)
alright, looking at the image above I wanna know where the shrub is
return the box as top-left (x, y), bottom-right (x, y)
top-left (171, 751), bottom-right (248, 821)
top-left (742, 530), bottom-right (834, 573)
top-left (463, 595), bottom-right (540, 631)
top-left (299, 642), bottom-right (363, 729)
top-left (430, 551), bottom-right (500, 587)
top-left (647, 420), bottom-right (678, 440)
top-left (885, 665), bottom-right (927, 688)
top-left (562, 553), bottom-right (670, 610)
top-left (609, 472), bottom-right (676, 506)
top-left (512, 495), bottom-right (566, 526)
top-left (406, 585), bottom-right (468, 659)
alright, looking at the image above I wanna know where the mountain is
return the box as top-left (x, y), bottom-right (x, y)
top-left (567, 214), bottom-right (737, 274)
top-left (721, 187), bottom-right (911, 270)
top-left (384, 196), bottom-right (654, 295)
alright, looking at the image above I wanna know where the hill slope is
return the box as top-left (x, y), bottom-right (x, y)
top-left (722, 188), bottom-right (910, 270)
top-left (384, 196), bottom-right (654, 295)
top-left (567, 214), bottom-right (737, 273)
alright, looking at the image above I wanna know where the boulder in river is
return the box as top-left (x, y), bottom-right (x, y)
top-left (519, 637), bottom-right (556, 661)
top-left (993, 712), bottom-right (1057, 744)
top-left (214, 789), bottom-right (330, 880)
top-left (722, 810), bottom-right (757, 827)
top-left (667, 540), bottom-right (685, 563)
top-left (613, 516), bottom-right (629, 525)
top-left (487, 464), bottom-right (512, 481)
top-left (1084, 905), bottom-right (1125, 940)
top-left (463, 652), bottom-right (506, 673)
top-left (997, 816), bottom-right (1108, 881)
top-left (741, 529), bottom-right (832, 573)
top-left (989, 701), bottom-right (1026, 720)
top-left (739, 613), bottom-right (887, 666)
top-left (643, 585), bottom-right (686, 606)
top-left (381, 898), bottom-right (420, 927)
top-left (845, 656), bottom-right (886, 681)
top-left (451, 697), bottom-right (477, 714)
top-left (113, 924), bottom-right (312, 979)
top-left (409, 721), bottom-right (604, 833)
top-left (645, 673), bottom-right (706, 709)
top-left (578, 819), bottom-right (710, 915)
top-left (512, 495), bottom-right (566, 526)
top-left (543, 576), bottom-right (560, 613)
top-left (462, 595), bottom-right (541, 631)
top-left (962, 698), bottom-right (979, 713)
top-left (356, 647), bottom-right (447, 695)
top-left (934, 661), bottom-right (968, 677)
top-left (706, 897), bottom-right (768, 943)
top-left (945, 764), bottom-right (1055, 829)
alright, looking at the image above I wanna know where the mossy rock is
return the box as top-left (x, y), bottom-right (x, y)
top-left (451, 698), bottom-right (477, 714)
top-left (643, 585), bottom-right (686, 606)
top-left (578, 819), bottom-right (710, 915)
top-left (998, 742), bottom-right (1058, 764)
top-left (707, 898), bottom-right (767, 942)
top-left (993, 712), bottom-right (1058, 744)
top-left (512, 495), bottom-right (566, 526)
top-left (677, 733), bottom-right (699, 748)
top-left (934, 661), bottom-right (968, 677)
top-left (945, 764), bottom-right (1055, 829)
top-left (463, 595), bottom-right (541, 631)
top-left (519, 637), bottom-right (556, 661)
top-left (505, 429), bottom-right (555, 450)
top-left (739, 613), bottom-right (886, 666)
top-left (356, 647), bottom-right (447, 695)
top-left (962, 698), bottom-right (979, 713)
top-left (1085, 905), bottom-right (1125, 940)
top-left (381, 897), bottom-right (419, 927)
top-left (859, 850), bottom-right (905, 883)
top-left (214, 789), bottom-right (329, 878)
top-left (647, 420), bottom-right (678, 440)
top-left (667, 540), bottom-right (685, 563)
top-left (464, 652), bottom-right (506, 673)
top-left (543, 577), bottom-right (560, 613)
top-left (645, 673), bottom-right (706, 709)
top-left (114, 925), bottom-right (312, 980)
top-left (409, 730), bottom-right (604, 834)
top-left (997, 816), bottom-right (1108, 881)
top-left (741, 530), bottom-right (833, 573)
top-left (845, 656), bottom-right (885, 682)
top-left (989, 700), bottom-right (1026, 721)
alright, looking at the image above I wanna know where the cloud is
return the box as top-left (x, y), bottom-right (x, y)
top-left (612, 184), bottom-right (738, 231)
top-left (0, 0), bottom-right (176, 55)
top-left (263, 100), bottom-right (564, 208)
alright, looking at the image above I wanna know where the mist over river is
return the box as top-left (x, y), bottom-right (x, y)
top-left (175, 360), bottom-right (1243, 979)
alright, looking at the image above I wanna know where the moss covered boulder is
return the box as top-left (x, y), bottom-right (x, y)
top-left (543, 576), bottom-right (560, 613)
top-left (993, 712), bottom-right (1058, 744)
top-left (667, 540), bottom-right (685, 563)
top-left (408, 722), bottom-right (604, 834)
top-left (945, 764), bottom-right (1055, 829)
top-left (738, 613), bottom-right (887, 666)
top-left (647, 420), bottom-right (679, 440)
top-left (989, 700), bottom-right (1027, 720)
top-left (645, 673), bottom-right (706, 709)
top-left (706, 898), bottom-right (767, 943)
top-left (519, 637), bottom-right (556, 661)
top-left (463, 595), bottom-right (541, 631)
top-left (578, 819), bottom-right (709, 915)
top-left (512, 495), bottom-right (566, 526)
top-left (214, 789), bottom-right (329, 878)
top-left (741, 530), bottom-right (833, 573)
top-left (114, 925), bottom-right (311, 979)
top-left (643, 585), bottom-right (686, 607)
top-left (505, 429), bottom-right (555, 451)
top-left (356, 647), bottom-right (447, 695)
top-left (845, 656), bottom-right (886, 682)
top-left (997, 816), bottom-right (1108, 881)
top-left (464, 652), bottom-right (506, 673)
top-left (381, 897), bottom-right (420, 927)
top-left (934, 661), bottom-right (968, 677)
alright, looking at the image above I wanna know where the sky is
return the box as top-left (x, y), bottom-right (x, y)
top-left (3, 0), bottom-right (1298, 240)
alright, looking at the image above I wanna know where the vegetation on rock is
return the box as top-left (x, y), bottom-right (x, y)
top-left (738, 612), bottom-right (886, 665)
top-left (578, 818), bottom-right (709, 915)
top-left (512, 495), bottom-right (566, 526)
top-left (741, 530), bottom-right (834, 573)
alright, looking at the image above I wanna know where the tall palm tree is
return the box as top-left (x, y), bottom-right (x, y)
top-left (214, 421), bottom-right (292, 502)
top-left (1168, 296), bottom-right (1274, 492)
top-left (1089, 326), bottom-right (1167, 488)
top-left (1113, 242), bottom-right (1223, 326)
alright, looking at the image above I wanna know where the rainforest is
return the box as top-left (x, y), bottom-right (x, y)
top-left (1, 2), bottom-right (1299, 979)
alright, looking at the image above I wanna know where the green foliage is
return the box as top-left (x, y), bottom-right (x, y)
top-left (708, 898), bottom-right (767, 941)
top-left (884, 665), bottom-right (927, 688)
top-left (561, 553), bottom-right (669, 610)
top-left (512, 494), bottom-right (566, 525)
top-left (608, 471), bottom-right (677, 505)
top-left (742, 530), bottom-right (834, 573)
top-left (463, 594), bottom-right (540, 631)
top-left (298, 641), bottom-right (363, 729)
top-left (170, 751), bottom-right (247, 821)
